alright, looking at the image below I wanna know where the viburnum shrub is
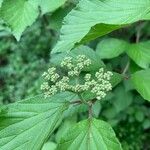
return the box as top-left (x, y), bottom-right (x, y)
top-left (0, 0), bottom-right (150, 150)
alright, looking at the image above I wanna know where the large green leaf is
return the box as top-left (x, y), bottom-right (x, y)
top-left (131, 69), bottom-right (150, 101)
top-left (126, 41), bottom-right (150, 69)
top-left (0, 0), bottom-right (67, 40)
top-left (96, 38), bottom-right (128, 59)
top-left (39, 0), bottom-right (67, 14)
top-left (80, 24), bottom-right (123, 44)
top-left (57, 118), bottom-right (122, 150)
top-left (0, 0), bottom-right (39, 41)
top-left (55, 116), bottom-right (77, 143)
top-left (0, 92), bottom-right (76, 150)
top-left (51, 45), bottom-right (105, 72)
top-left (52, 0), bottom-right (150, 53)
top-left (49, 6), bottom-right (73, 31)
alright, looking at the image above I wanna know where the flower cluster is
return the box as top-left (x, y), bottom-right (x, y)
top-left (41, 55), bottom-right (113, 100)
top-left (61, 55), bottom-right (91, 76)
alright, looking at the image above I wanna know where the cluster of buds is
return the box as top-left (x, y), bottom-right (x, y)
top-left (41, 55), bottom-right (113, 100)
top-left (61, 55), bottom-right (91, 76)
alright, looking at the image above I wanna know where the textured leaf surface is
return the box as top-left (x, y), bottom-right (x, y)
top-left (39, 0), bottom-right (67, 14)
top-left (51, 45), bottom-right (105, 72)
top-left (131, 69), bottom-right (150, 101)
top-left (57, 119), bottom-right (122, 150)
top-left (96, 38), bottom-right (128, 59)
top-left (126, 41), bottom-right (150, 69)
top-left (0, 0), bottom-right (39, 40)
top-left (52, 0), bottom-right (150, 53)
top-left (0, 92), bottom-right (76, 150)
top-left (80, 24), bottom-right (122, 44)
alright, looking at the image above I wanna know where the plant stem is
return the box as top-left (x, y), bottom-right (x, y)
top-left (78, 93), bottom-right (88, 105)
top-left (88, 102), bottom-right (93, 118)
top-left (70, 100), bottom-right (82, 105)
top-left (122, 22), bottom-right (142, 76)
top-left (122, 59), bottom-right (130, 75)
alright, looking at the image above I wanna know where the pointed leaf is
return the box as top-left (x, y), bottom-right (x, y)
top-left (131, 69), bottom-right (150, 101)
top-left (0, 92), bottom-right (76, 150)
top-left (126, 41), bottom-right (150, 69)
top-left (52, 0), bottom-right (150, 53)
top-left (96, 38), bottom-right (128, 59)
top-left (51, 45), bottom-right (105, 72)
top-left (0, 0), bottom-right (39, 40)
top-left (58, 119), bottom-right (122, 150)
top-left (39, 0), bottom-right (67, 14)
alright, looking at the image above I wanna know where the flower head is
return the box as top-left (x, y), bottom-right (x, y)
top-left (41, 55), bottom-right (113, 100)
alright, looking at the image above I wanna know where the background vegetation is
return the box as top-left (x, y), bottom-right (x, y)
top-left (0, 1), bottom-right (150, 150)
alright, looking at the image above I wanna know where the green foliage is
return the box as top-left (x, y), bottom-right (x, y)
top-left (0, 0), bottom-right (150, 150)
top-left (0, 0), bottom-right (67, 40)
top-left (40, 0), bottom-right (67, 14)
top-left (0, 92), bottom-right (75, 150)
top-left (51, 45), bottom-right (105, 72)
top-left (42, 141), bottom-right (57, 150)
top-left (58, 119), bottom-right (122, 150)
top-left (0, 0), bottom-right (39, 41)
top-left (126, 41), bottom-right (150, 69)
top-left (131, 69), bottom-right (150, 101)
top-left (96, 38), bottom-right (128, 59)
top-left (52, 0), bottom-right (150, 53)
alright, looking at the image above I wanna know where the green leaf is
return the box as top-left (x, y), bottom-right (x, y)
top-left (126, 41), bottom-right (150, 69)
top-left (142, 119), bottom-right (150, 129)
top-left (42, 141), bottom-right (57, 150)
top-left (96, 38), bottom-right (128, 59)
top-left (57, 118), bottom-right (122, 150)
top-left (113, 85), bottom-right (133, 112)
top-left (51, 45), bottom-right (105, 72)
top-left (39, 0), bottom-right (67, 14)
top-left (52, 0), bottom-right (150, 53)
top-left (0, 92), bottom-right (76, 150)
top-left (80, 24), bottom-right (122, 44)
top-left (102, 107), bottom-right (118, 120)
top-left (49, 6), bottom-right (73, 31)
top-left (55, 116), bottom-right (77, 143)
top-left (135, 110), bottom-right (144, 122)
top-left (0, 0), bottom-right (39, 41)
top-left (110, 72), bottom-right (123, 87)
top-left (131, 69), bottom-right (150, 101)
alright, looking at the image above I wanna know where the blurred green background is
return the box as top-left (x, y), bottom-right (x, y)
top-left (0, 1), bottom-right (150, 150)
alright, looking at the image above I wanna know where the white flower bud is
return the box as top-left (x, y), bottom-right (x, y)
top-left (48, 67), bottom-right (56, 74)
top-left (77, 55), bottom-right (86, 62)
top-left (84, 59), bottom-right (91, 66)
top-left (77, 62), bottom-right (84, 70)
top-left (84, 74), bottom-right (91, 81)
top-left (68, 71), bottom-right (75, 77)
